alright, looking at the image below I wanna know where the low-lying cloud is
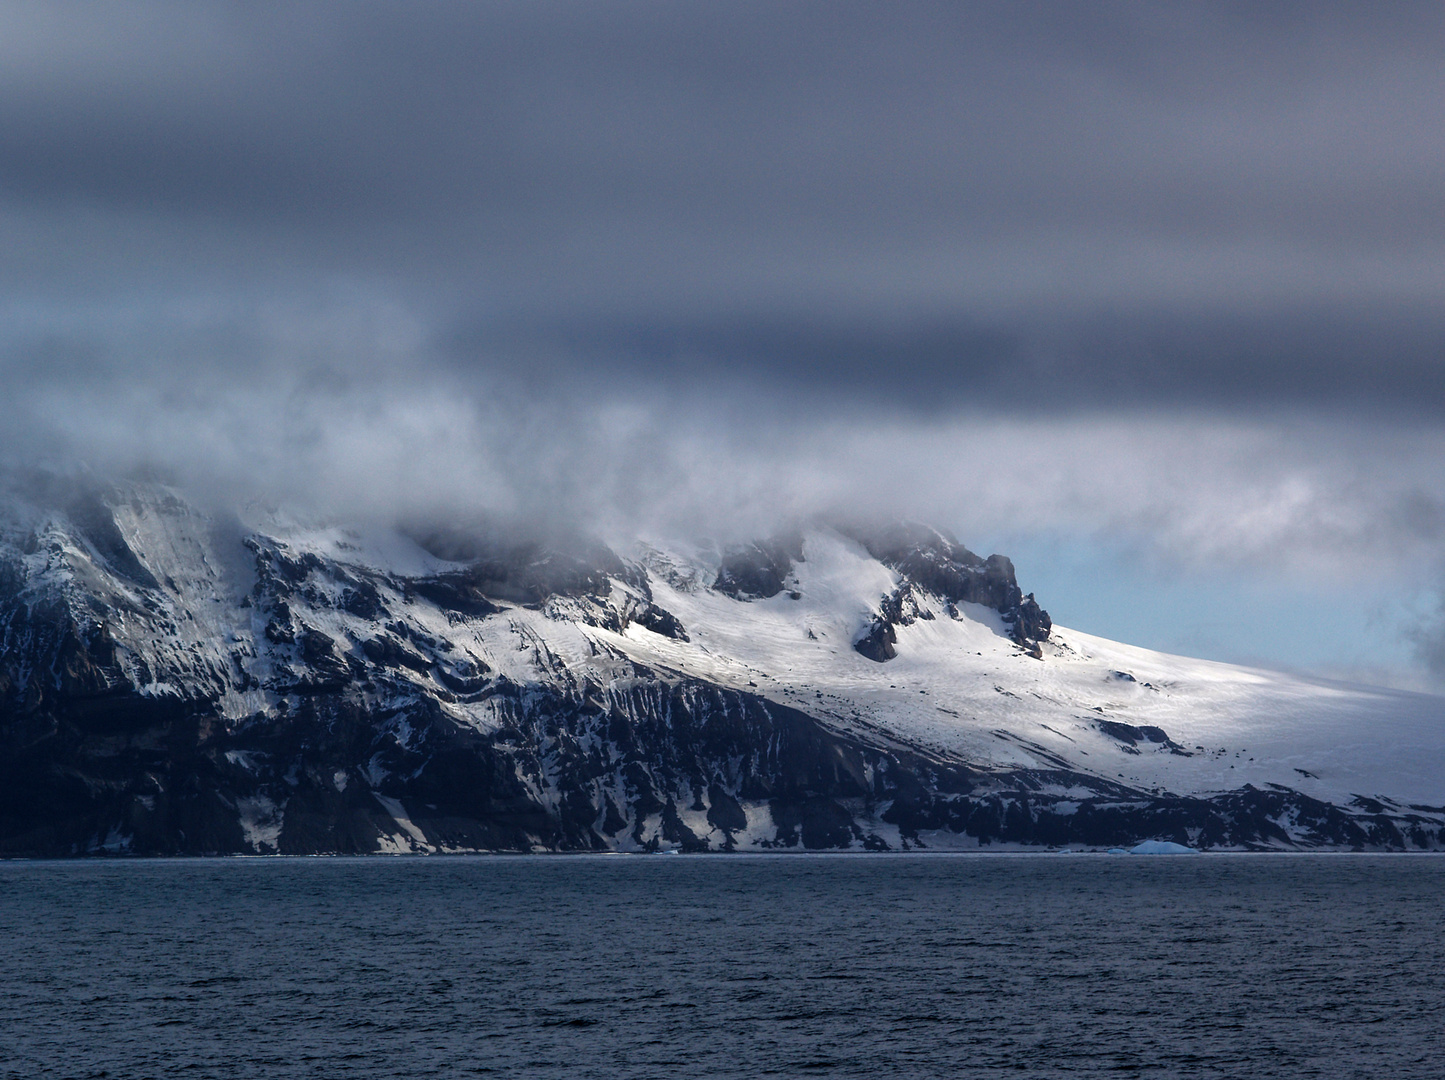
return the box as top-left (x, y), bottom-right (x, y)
top-left (7, 323), bottom-right (1442, 587)
top-left (3, 3), bottom-right (1445, 681)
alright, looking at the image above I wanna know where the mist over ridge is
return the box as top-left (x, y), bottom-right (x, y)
top-left (6, 360), bottom-right (1443, 585)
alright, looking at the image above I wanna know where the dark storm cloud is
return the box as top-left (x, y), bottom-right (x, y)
top-left (3, 0), bottom-right (1445, 412)
top-left (7, 0), bottom-right (1445, 682)
top-left (458, 304), bottom-right (1445, 415)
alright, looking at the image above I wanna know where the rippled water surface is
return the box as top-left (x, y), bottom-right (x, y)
top-left (2, 854), bottom-right (1443, 1078)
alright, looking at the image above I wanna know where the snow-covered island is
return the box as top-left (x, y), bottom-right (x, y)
top-left (2, 475), bottom-right (1443, 855)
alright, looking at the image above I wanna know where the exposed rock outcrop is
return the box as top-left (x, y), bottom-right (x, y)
top-left (848, 523), bottom-right (1051, 659)
top-left (713, 534), bottom-right (804, 600)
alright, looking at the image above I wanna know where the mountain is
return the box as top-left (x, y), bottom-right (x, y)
top-left (2, 475), bottom-right (1443, 856)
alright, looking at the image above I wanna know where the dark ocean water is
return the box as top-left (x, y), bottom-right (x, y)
top-left (1, 854), bottom-right (1443, 1079)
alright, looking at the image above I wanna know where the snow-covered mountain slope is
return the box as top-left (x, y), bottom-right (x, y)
top-left (2, 475), bottom-right (1442, 856)
top-left (622, 530), bottom-right (1445, 809)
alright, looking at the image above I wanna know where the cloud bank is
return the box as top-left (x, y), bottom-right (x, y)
top-left (3, 2), bottom-right (1445, 676)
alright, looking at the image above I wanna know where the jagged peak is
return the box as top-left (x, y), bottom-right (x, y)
top-left (700, 520), bottom-right (1050, 654)
top-left (831, 520), bottom-right (1051, 654)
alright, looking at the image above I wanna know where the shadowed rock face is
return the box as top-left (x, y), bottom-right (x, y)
top-left (409, 527), bottom-right (630, 607)
top-left (713, 534), bottom-right (805, 599)
top-left (853, 582), bottom-right (933, 662)
top-left (0, 481), bottom-right (1441, 856)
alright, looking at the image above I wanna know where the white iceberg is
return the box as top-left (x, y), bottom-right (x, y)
top-left (1129, 840), bottom-right (1199, 855)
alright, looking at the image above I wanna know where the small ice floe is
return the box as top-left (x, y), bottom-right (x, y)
top-left (1107, 847), bottom-right (1130, 855)
top-left (1129, 840), bottom-right (1199, 855)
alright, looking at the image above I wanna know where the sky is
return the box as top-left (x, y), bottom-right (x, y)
top-left (2, 1), bottom-right (1445, 687)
